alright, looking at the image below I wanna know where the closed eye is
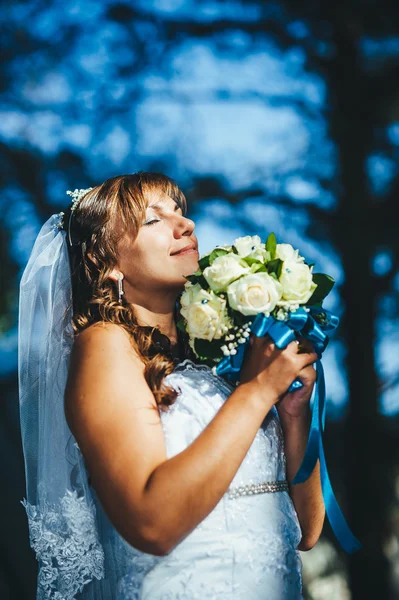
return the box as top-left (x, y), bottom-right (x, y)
top-left (144, 203), bottom-right (182, 225)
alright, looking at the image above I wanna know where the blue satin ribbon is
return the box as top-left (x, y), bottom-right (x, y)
top-left (216, 306), bottom-right (361, 554)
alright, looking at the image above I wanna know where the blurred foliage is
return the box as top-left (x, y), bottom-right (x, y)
top-left (1, 1), bottom-right (399, 598)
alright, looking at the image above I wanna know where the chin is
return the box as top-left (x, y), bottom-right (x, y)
top-left (168, 253), bottom-right (199, 284)
top-left (174, 255), bottom-right (199, 271)
top-left (182, 262), bottom-right (199, 277)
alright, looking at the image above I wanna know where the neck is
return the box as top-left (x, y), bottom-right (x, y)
top-left (130, 301), bottom-right (179, 345)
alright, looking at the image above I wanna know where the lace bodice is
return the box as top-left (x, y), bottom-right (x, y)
top-left (115, 359), bottom-right (303, 599)
top-left (160, 359), bottom-right (288, 485)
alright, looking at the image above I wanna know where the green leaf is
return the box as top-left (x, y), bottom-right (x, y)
top-left (185, 269), bottom-right (202, 279)
top-left (228, 308), bottom-right (248, 327)
top-left (307, 273), bottom-right (335, 305)
top-left (232, 245), bottom-right (239, 254)
top-left (184, 272), bottom-right (208, 288)
top-left (176, 318), bottom-right (187, 333)
top-left (266, 233), bottom-right (277, 259)
top-left (243, 256), bottom-right (264, 266)
top-left (194, 338), bottom-right (223, 360)
top-left (250, 263), bottom-right (267, 273)
top-left (209, 248), bottom-right (229, 264)
top-left (266, 258), bottom-right (283, 279)
top-left (198, 255), bottom-right (211, 270)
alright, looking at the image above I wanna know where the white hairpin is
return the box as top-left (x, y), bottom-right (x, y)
top-left (66, 188), bottom-right (93, 213)
top-left (54, 211), bottom-right (65, 231)
top-left (66, 187), bottom-right (93, 245)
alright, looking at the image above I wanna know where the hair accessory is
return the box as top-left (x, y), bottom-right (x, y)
top-left (66, 187), bottom-right (93, 246)
top-left (66, 188), bottom-right (94, 212)
top-left (54, 211), bottom-right (65, 231)
top-left (118, 276), bottom-right (124, 303)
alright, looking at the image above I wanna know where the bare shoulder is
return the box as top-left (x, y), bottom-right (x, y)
top-left (66, 321), bottom-right (149, 412)
top-left (64, 321), bottom-right (168, 552)
top-left (71, 321), bottom-right (143, 369)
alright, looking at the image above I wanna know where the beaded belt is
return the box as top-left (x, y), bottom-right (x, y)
top-left (227, 480), bottom-right (289, 499)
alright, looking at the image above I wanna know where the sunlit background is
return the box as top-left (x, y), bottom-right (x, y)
top-left (1, 1), bottom-right (399, 599)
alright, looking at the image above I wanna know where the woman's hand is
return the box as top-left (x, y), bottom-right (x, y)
top-left (239, 332), bottom-right (319, 406)
top-left (275, 337), bottom-right (317, 419)
top-left (276, 364), bottom-right (316, 419)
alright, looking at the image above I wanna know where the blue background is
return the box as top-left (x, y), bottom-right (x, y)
top-left (1, 1), bottom-right (398, 598)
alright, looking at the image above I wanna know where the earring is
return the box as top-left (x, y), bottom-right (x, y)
top-left (118, 277), bottom-right (124, 303)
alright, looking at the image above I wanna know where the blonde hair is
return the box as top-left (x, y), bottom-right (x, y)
top-left (64, 172), bottom-right (195, 411)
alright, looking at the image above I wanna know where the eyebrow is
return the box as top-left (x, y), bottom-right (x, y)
top-left (148, 202), bottom-right (163, 211)
top-left (147, 199), bottom-right (178, 211)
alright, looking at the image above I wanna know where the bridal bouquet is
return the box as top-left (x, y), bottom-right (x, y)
top-left (177, 233), bottom-right (335, 373)
top-left (177, 234), bottom-right (362, 555)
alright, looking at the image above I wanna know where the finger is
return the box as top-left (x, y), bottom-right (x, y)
top-left (286, 339), bottom-right (301, 353)
top-left (250, 332), bottom-right (275, 350)
top-left (300, 351), bottom-right (319, 367)
top-left (296, 336), bottom-right (315, 354)
top-left (298, 364), bottom-right (317, 377)
top-left (248, 332), bottom-right (264, 347)
top-left (298, 366), bottom-right (317, 387)
top-left (262, 333), bottom-right (276, 349)
top-left (285, 340), bottom-right (317, 363)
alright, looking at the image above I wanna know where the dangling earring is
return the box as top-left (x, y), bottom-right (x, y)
top-left (118, 276), bottom-right (124, 303)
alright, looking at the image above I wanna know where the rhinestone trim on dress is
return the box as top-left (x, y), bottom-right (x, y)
top-left (227, 480), bottom-right (289, 499)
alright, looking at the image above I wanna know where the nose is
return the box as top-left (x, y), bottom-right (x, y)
top-left (174, 214), bottom-right (195, 238)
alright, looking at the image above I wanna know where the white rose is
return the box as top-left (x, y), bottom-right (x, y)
top-left (180, 281), bottom-right (202, 310)
top-left (215, 244), bottom-right (233, 251)
top-left (227, 272), bottom-right (283, 316)
top-left (278, 262), bottom-right (317, 305)
top-left (234, 235), bottom-right (261, 257)
top-left (203, 254), bottom-right (251, 293)
top-left (180, 287), bottom-right (231, 341)
top-left (252, 248), bottom-right (271, 263)
top-left (233, 235), bottom-right (271, 263)
top-left (275, 243), bottom-right (305, 264)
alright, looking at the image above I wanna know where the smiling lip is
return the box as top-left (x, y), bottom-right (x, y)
top-left (171, 247), bottom-right (199, 257)
top-left (171, 244), bottom-right (198, 256)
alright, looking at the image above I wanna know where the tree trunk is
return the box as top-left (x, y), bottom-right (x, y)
top-left (328, 20), bottom-right (392, 599)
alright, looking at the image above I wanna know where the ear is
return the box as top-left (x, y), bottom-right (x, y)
top-left (86, 252), bottom-right (123, 282)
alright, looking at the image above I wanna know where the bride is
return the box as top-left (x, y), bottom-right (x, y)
top-left (19, 172), bottom-right (324, 599)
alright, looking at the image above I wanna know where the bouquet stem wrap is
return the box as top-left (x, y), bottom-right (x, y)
top-left (216, 306), bottom-right (361, 554)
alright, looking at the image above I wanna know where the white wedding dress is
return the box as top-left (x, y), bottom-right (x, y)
top-left (91, 358), bottom-right (304, 599)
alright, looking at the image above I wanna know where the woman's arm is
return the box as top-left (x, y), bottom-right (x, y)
top-left (64, 323), bottom-right (277, 556)
top-left (65, 323), bottom-right (317, 556)
top-left (276, 365), bottom-right (325, 551)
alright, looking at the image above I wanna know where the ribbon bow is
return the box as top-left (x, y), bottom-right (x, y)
top-left (216, 306), bottom-right (361, 554)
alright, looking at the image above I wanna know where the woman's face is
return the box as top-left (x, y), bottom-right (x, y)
top-left (116, 191), bottom-right (199, 298)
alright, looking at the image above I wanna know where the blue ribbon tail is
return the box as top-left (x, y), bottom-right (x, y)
top-left (319, 430), bottom-right (362, 554)
top-left (290, 360), bottom-right (322, 483)
top-left (289, 360), bottom-right (361, 553)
